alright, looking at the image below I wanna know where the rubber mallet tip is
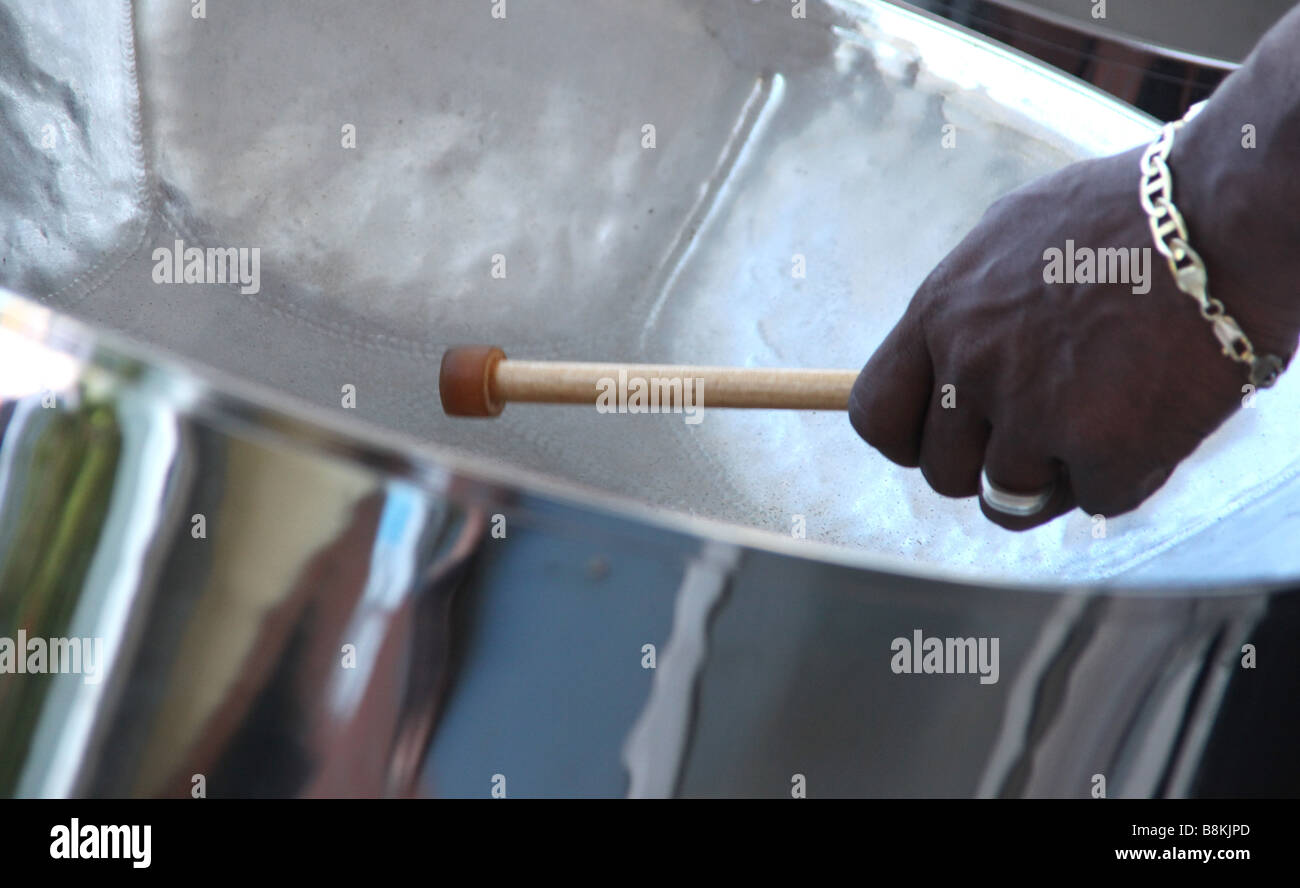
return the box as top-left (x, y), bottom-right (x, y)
top-left (439, 345), bottom-right (506, 417)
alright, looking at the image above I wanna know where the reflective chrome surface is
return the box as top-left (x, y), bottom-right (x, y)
top-left (4, 0), bottom-right (1298, 584)
top-left (3, 290), bottom-right (1297, 797)
top-left (2, 0), bottom-right (1299, 797)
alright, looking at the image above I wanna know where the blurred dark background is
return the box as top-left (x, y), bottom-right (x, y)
top-left (914, 0), bottom-right (1299, 119)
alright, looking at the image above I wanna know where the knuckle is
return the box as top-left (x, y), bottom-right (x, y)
top-left (1074, 485), bottom-right (1143, 518)
top-left (849, 396), bottom-right (920, 468)
top-left (920, 455), bottom-right (977, 498)
top-left (1071, 460), bottom-right (1169, 518)
top-left (871, 437), bottom-right (922, 469)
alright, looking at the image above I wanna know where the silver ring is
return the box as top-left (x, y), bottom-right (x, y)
top-left (980, 468), bottom-right (1054, 517)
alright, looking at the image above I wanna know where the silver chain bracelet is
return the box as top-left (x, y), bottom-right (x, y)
top-left (1139, 102), bottom-right (1286, 388)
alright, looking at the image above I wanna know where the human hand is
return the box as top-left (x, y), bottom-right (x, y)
top-left (849, 141), bottom-right (1297, 531)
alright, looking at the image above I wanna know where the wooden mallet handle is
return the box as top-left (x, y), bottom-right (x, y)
top-left (439, 345), bottom-right (858, 417)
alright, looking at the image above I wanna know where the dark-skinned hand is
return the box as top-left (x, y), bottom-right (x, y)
top-left (849, 42), bottom-right (1300, 532)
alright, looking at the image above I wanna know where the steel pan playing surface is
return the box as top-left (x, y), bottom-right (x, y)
top-left (3, 0), bottom-right (1299, 583)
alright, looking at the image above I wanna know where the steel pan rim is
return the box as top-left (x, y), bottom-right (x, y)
top-left (842, 0), bottom-right (1162, 136)
top-left (4, 287), bottom-right (1291, 598)
top-left (895, 0), bottom-right (1240, 71)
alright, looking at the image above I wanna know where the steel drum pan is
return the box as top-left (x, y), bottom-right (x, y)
top-left (1, 0), bottom-right (1297, 797)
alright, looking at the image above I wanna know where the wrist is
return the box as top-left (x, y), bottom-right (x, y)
top-left (1159, 13), bottom-right (1300, 363)
top-left (1162, 113), bottom-right (1300, 364)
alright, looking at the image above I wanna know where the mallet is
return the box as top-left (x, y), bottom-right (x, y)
top-left (439, 345), bottom-right (859, 417)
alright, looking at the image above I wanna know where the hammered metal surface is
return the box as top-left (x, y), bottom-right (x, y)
top-left (3, 0), bottom-right (1299, 583)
